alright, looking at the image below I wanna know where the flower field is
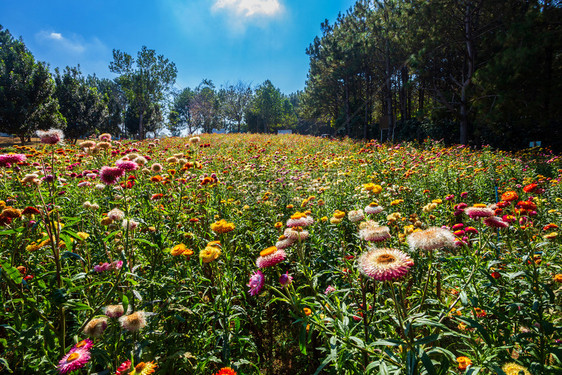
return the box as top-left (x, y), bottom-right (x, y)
top-left (0, 133), bottom-right (561, 375)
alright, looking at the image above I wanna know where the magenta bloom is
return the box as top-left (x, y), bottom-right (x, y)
top-left (116, 160), bottom-right (138, 171)
top-left (484, 216), bottom-right (509, 228)
top-left (99, 166), bottom-right (124, 185)
top-left (37, 128), bottom-right (64, 145)
top-left (58, 346), bottom-right (90, 374)
top-left (279, 271), bottom-right (293, 288)
top-left (248, 270), bottom-right (265, 296)
top-left (358, 248), bottom-right (413, 281)
top-left (324, 285), bottom-right (336, 294)
top-left (256, 248), bottom-right (286, 268)
top-left (0, 154), bottom-right (26, 167)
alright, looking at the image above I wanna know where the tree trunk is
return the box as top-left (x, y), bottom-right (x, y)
top-left (138, 110), bottom-right (144, 140)
top-left (19, 134), bottom-right (26, 146)
top-left (460, 1), bottom-right (476, 145)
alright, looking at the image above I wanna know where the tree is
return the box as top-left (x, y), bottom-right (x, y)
top-left (54, 66), bottom-right (107, 143)
top-left (88, 75), bottom-right (125, 138)
top-left (0, 25), bottom-right (65, 144)
top-left (219, 81), bottom-right (253, 132)
top-left (247, 80), bottom-right (284, 133)
top-left (168, 87), bottom-right (195, 136)
top-left (109, 46), bottom-right (177, 139)
top-left (190, 80), bottom-right (220, 134)
top-left (124, 101), bottom-right (162, 137)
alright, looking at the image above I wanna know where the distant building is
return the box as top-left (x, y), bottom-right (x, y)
top-left (212, 128), bottom-right (227, 134)
top-left (277, 129), bottom-right (292, 135)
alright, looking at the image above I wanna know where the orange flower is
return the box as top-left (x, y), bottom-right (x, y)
top-left (303, 307), bottom-right (312, 316)
top-left (456, 356), bottom-right (472, 371)
top-left (554, 274), bottom-right (562, 283)
top-left (523, 183), bottom-right (538, 193)
top-left (501, 191), bottom-right (518, 202)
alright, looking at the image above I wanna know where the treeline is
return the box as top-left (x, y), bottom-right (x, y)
top-left (300, 0), bottom-right (562, 150)
top-left (0, 25), bottom-right (302, 144)
top-left (2, 0), bottom-right (561, 149)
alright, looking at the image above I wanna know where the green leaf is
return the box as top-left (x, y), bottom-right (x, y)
top-left (0, 261), bottom-right (22, 284)
top-left (418, 347), bottom-right (437, 375)
top-left (0, 357), bottom-right (13, 373)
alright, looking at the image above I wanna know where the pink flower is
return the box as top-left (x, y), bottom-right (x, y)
top-left (116, 160), bottom-right (138, 171)
top-left (358, 248), bottom-right (413, 281)
top-left (484, 216), bottom-right (509, 228)
top-left (99, 166), bottom-right (124, 185)
top-left (324, 285), bottom-right (336, 294)
top-left (465, 206), bottom-right (494, 219)
top-left (58, 347), bottom-right (90, 374)
top-left (0, 154), bottom-right (27, 167)
top-left (256, 248), bottom-right (286, 268)
top-left (248, 270), bottom-right (265, 296)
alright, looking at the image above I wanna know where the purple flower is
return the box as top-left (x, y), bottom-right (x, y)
top-left (279, 271), bottom-right (293, 288)
top-left (93, 263), bottom-right (111, 273)
top-left (248, 270), bottom-right (265, 296)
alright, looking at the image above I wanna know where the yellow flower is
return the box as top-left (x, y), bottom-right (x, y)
top-left (199, 243), bottom-right (221, 263)
top-left (76, 232), bottom-right (89, 240)
top-left (502, 363), bottom-right (530, 375)
top-left (171, 243), bottom-right (187, 256)
top-left (390, 199), bottom-right (404, 206)
top-left (432, 199), bottom-right (442, 204)
top-left (544, 232), bottom-right (558, 240)
top-left (210, 219), bottom-right (235, 234)
top-left (333, 210), bottom-right (346, 219)
top-left (303, 307), bottom-right (312, 316)
top-left (130, 361), bottom-right (157, 375)
top-left (321, 216), bottom-right (328, 223)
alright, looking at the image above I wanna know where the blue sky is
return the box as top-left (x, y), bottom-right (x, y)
top-left (1, 0), bottom-right (355, 94)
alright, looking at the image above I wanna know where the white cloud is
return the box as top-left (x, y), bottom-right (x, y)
top-left (36, 30), bottom-right (86, 53)
top-left (212, 0), bottom-right (282, 17)
top-left (48, 32), bottom-right (63, 40)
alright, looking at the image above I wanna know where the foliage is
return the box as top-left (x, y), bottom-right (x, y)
top-left (0, 25), bottom-right (65, 144)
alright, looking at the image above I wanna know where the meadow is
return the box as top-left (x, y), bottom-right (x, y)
top-left (0, 132), bottom-right (561, 375)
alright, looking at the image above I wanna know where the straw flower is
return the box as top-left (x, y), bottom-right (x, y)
top-left (119, 311), bottom-right (147, 332)
top-left (407, 227), bottom-right (455, 251)
top-left (501, 363), bottom-right (530, 375)
top-left (248, 270), bottom-right (265, 296)
top-left (210, 219), bottom-right (235, 234)
top-left (58, 346), bottom-right (90, 374)
top-left (83, 317), bottom-right (108, 337)
top-left (37, 128), bottom-right (64, 145)
top-left (359, 220), bottom-right (391, 242)
top-left (348, 209), bottom-right (365, 223)
top-left (130, 361), bottom-right (157, 375)
top-left (256, 246), bottom-right (286, 268)
top-left (358, 248), bottom-right (413, 281)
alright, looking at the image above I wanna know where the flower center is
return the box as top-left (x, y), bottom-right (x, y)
top-left (67, 352), bottom-right (80, 362)
top-left (76, 340), bottom-right (87, 348)
top-left (376, 254), bottom-right (396, 264)
top-left (135, 362), bottom-right (146, 371)
top-left (260, 246), bottom-right (277, 257)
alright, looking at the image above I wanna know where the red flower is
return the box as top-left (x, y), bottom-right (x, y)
top-left (523, 183), bottom-right (538, 193)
